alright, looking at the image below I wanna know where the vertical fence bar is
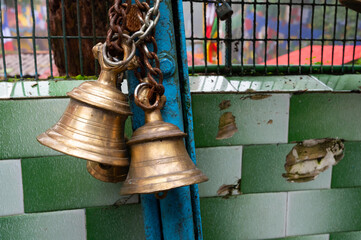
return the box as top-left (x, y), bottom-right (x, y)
top-left (190, 0), bottom-right (195, 74)
top-left (341, 7), bottom-right (348, 74)
top-left (352, 12), bottom-right (359, 73)
top-left (225, 0), bottom-right (232, 75)
top-left (309, 0), bottom-right (315, 74)
top-left (14, 0), bottom-right (23, 79)
top-left (216, 13), bottom-right (220, 74)
top-left (30, 0), bottom-right (38, 79)
top-left (203, 2), bottom-right (207, 74)
top-left (298, 0), bottom-right (303, 74)
top-left (320, 0), bottom-right (326, 73)
top-left (91, 0), bottom-right (98, 75)
top-left (252, 0), bottom-right (256, 71)
top-left (0, 1), bottom-right (7, 80)
top-left (76, 0), bottom-right (84, 76)
top-left (241, 0), bottom-right (244, 74)
top-left (61, 0), bottom-right (69, 77)
top-left (276, 0), bottom-right (280, 74)
top-left (287, 0), bottom-right (292, 74)
top-left (331, 0), bottom-right (338, 73)
top-left (45, 0), bottom-right (54, 79)
top-left (264, 0), bottom-right (269, 74)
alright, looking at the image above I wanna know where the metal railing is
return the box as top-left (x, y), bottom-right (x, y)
top-left (183, 0), bottom-right (361, 75)
top-left (1, 0), bottom-right (361, 80)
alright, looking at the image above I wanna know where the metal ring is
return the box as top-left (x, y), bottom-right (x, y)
top-left (102, 34), bottom-right (136, 67)
top-left (134, 82), bottom-right (161, 110)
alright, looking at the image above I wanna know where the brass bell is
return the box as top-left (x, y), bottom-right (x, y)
top-left (37, 41), bottom-right (137, 182)
top-left (119, 84), bottom-right (208, 195)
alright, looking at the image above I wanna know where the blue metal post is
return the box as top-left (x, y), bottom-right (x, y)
top-left (127, 1), bottom-right (203, 239)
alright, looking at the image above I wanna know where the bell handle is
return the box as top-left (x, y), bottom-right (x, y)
top-left (134, 82), bottom-right (161, 111)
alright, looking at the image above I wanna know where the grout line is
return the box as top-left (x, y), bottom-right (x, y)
top-left (82, 208), bottom-right (87, 240)
top-left (285, 93), bottom-right (291, 144)
top-left (285, 192), bottom-right (289, 237)
top-left (18, 159), bottom-right (25, 215)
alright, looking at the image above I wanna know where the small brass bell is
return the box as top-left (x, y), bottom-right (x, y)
top-left (119, 84), bottom-right (208, 196)
top-left (37, 41), bottom-right (137, 182)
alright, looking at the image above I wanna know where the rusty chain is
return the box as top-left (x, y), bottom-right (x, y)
top-left (104, 0), bottom-right (163, 110)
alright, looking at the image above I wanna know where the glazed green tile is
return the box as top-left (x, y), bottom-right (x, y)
top-left (0, 209), bottom-right (86, 240)
top-left (241, 144), bottom-right (332, 194)
top-left (189, 76), bottom-right (331, 93)
top-left (273, 234), bottom-right (329, 240)
top-left (313, 74), bottom-right (361, 91)
top-left (331, 142), bottom-right (361, 188)
top-left (0, 159), bottom-right (24, 216)
top-left (49, 80), bottom-right (88, 96)
top-left (330, 230), bottom-right (361, 240)
top-left (0, 82), bottom-right (13, 99)
top-left (0, 99), bottom-right (69, 159)
top-left (196, 146), bottom-right (242, 197)
top-left (21, 155), bottom-right (137, 212)
top-left (192, 93), bottom-right (290, 147)
top-left (287, 189), bottom-right (361, 236)
top-left (10, 81), bottom-right (50, 98)
top-left (0, 98), bottom-right (133, 159)
top-left (201, 193), bottom-right (287, 239)
top-left (289, 93), bottom-right (361, 142)
top-left (86, 204), bottom-right (145, 240)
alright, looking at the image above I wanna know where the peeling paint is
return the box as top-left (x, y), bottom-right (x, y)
top-left (219, 100), bottom-right (231, 110)
top-left (216, 112), bottom-right (238, 140)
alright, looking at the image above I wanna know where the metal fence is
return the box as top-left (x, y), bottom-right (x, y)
top-left (1, 0), bottom-right (361, 80)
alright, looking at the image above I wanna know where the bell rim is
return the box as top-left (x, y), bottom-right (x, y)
top-left (119, 170), bottom-right (209, 195)
top-left (86, 161), bottom-right (128, 183)
top-left (37, 132), bottom-right (129, 167)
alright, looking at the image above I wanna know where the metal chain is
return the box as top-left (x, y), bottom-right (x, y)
top-left (104, 0), bottom-right (164, 110)
top-left (104, 0), bottom-right (161, 67)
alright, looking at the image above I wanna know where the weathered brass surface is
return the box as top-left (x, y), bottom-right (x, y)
top-left (37, 42), bottom-right (137, 168)
top-left (120, 105), bottom-right (208, 195)
top-left (87, 161), bottom-right (128, 183)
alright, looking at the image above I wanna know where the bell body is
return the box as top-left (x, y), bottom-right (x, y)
top-left (37, 43), bottom-right (136, 182)
top-left (120, 109), bottom-right (208, 195)
top-left (37, 92), bottom-right (130, 166)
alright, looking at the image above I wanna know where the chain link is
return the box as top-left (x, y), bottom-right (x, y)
top-left (104, 0), bottom-right (164, 110)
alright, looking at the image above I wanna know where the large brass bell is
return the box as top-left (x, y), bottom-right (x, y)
top-left (37, 41), bottom-right (137, 182)
top-left (120, 83), bottom-right (208, 196)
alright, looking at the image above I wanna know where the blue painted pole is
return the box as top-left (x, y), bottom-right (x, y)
top-left (171, 2), bottom-right (204, 239)
top-left (127, 1), bottom-right (202, 239)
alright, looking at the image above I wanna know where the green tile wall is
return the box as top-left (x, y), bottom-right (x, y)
top-left (287, 189), bottom-right (361, 236)
top-left (201, 193), bottom-right (287, 239)
top-left (21, 155), bottom-right (136, 213)
top-left (313, 74), bottom-right (361, 91)
top-left (192, 93), bottom-right (289, 147)
top-left (0, 99), bottom-right (69, 159)
top-left (289, 93), bottom-right (361, 142)
top-left (86, 205), bottom-right (145, 240)
top-left (0, 159), bottom-right (24, 216)
top-left (0, 209), bottom-right (86, 240)
top-left (330, 231), bottom-right (361, 240)
top-left (196, 146), bottom-right (242, 197)
top-left (241, 144), bottom-right (332, 194)
top-left (331, 141), bottom-right (361, 188)
top-left (273, 234), bottom-right (329, 240)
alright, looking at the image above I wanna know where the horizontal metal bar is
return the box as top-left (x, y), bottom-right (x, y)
top-left (183, 0), bottom-right (344, 7)
top-left (189, 65), bottom-right (361, 75)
